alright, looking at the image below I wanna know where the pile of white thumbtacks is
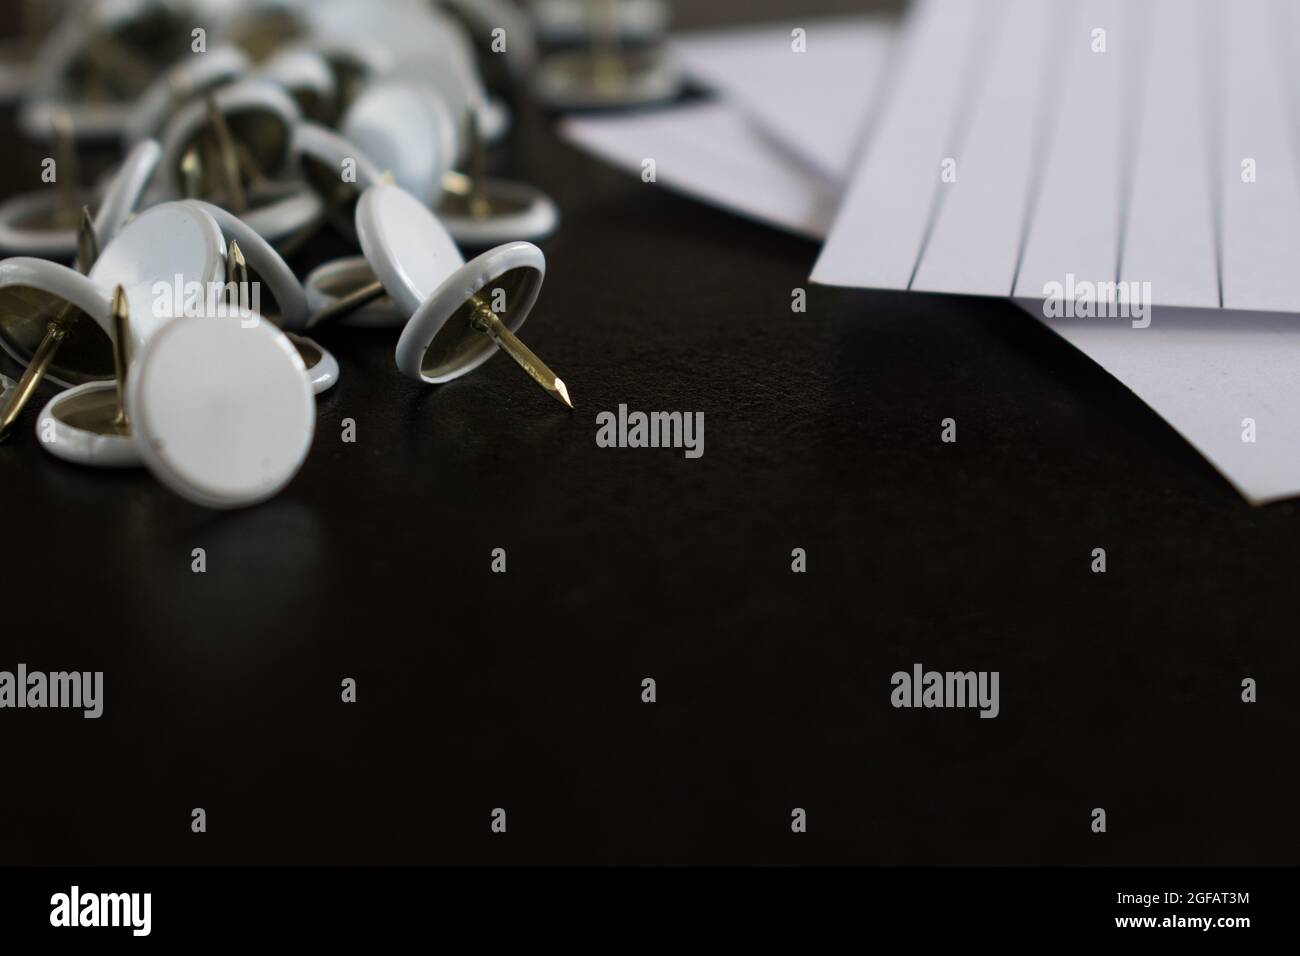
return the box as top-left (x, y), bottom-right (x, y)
top-left (0, 0), bottom-right (682, 509)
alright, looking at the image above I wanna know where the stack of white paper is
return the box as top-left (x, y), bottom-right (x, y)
top-left (559, 3), bottom-right (1300, 504)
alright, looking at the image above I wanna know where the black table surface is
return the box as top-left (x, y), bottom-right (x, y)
top-left (1, 0), bottom-right (1296, 866)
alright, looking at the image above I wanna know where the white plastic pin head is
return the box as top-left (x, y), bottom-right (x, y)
top-left (342, 80), bottom-right (558, 246)
top-left (129, 313), bottom-right (316, 509)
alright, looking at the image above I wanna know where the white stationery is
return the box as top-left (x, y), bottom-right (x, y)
top-left (561, 102), bottom-right (839, 240)
top-left (814, 0), bottom-right (1300, 314)
top-left (561, 9), bottom-right (1300, 503)
top-left (670, 16), bottom-right (897, 186)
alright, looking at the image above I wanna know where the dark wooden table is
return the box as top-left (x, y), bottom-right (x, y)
top-left (0, 0), bottom-right (1294, 865)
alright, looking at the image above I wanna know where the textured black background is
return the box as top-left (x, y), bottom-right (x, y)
top-left (0, 0), bottom-right (1296, 866)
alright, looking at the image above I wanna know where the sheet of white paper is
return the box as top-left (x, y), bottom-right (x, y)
top-left (1217, 0), bottom-right (1300, 312)
top-left (559, 102), bottom-right (837, 239)
top-left (1116, 0), bottom-right (1219, 309)
top-left (1023, 303), bottom-right (1300, 504)
top-left (813, 0), bottom-right (1300, 314)
top-left (811, 0), bottom-right (986, 290)
top-left (1012, 0), bottom-right (1137, 299)
top-left (671, 16), bottom-right (896, 186)
top-left (911, 0), bottom-right (1065, 296)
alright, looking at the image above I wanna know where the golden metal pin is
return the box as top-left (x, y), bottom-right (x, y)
top-left (234, 139), bottom-right (270, 192)
top-left (435, 108), bottom-right (559, 243)
top-left (464, 109), bottom-right (491, 221)
top-left (77, 205), bottom-right (99, 272)
top-left (308, 276), bottom-right (572, 408)
top-left (205, 92), bottom-right (247, 213)
top-left (305, 278), bottom-right (387, 329)
top-left (52, 109), bottom-right (79, 226)
top-left (226, 237), bottom-right (248, 298)
top-left (0, 317), bottom-right (69, 443)
top-left (227, 238), bottom-right (331, 383)
top-left (591, 0), bottom-right (628, 92)
top-left (468, 294), bottom-right (572, 408)
top-left (0, 213), bottom-right (100, 442)
top-left (109, 285), bottom-right (130, 431)
top-left (31, 284), bottom-right (134, 460)
top-left (180, 145), bottom-right (203, 199)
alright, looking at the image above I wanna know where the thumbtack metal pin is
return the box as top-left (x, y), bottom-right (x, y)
top-left (52, 109), bottom-right (79, 227)
top-left (205, 92), bottom-right (247, 214)
top-left (306, 278), bottom-right (387, 329)
top-left (304, 256), bottom-right (401, 328)
top-left (35, 283), bottom-right (140, 467)
top-left (76, 205), bottom-right (99, 272)
top-left (0, 212), bottom-right (101, 443)
top-left (109, 284), bottom-right (129, 431)
top-left (226, 236), bottom-right (247, 289)
top-left (467, 293), bottom-right (572, 408)
top-left (180, 145), bottom-right (203, 199)
top-left (592, 0), bottom-right (628, 91)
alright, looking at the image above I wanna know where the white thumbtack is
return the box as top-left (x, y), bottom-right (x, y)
top-left (341, 82), bottom-right (461, 219)
top-left (438, 105), bottom-right (559, 247)
top-left (129, 311), bottom-right (316, 510)
top-left (183, 199), bottom-right (340, 395)
top-left (19, 0), bottom-right (196, 142)
top-left (18, 199), bottom-right (227, 457)
top-left (533, 0), bottom-right (682, 110)
top-left (342, 81), bottom-right (558, 246)
top-left (159, 79), bottom-right (324, 253)
top-left (9, 198), bottom-right (316, 505)
top-left (310, 183), bottom-right (572, 408)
